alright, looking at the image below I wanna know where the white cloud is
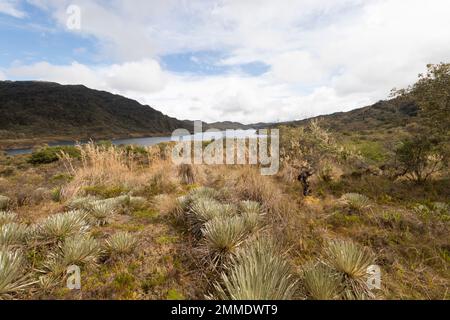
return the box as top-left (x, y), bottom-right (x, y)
top-left (0, 0), bottom-right (26, 18)
top-left (7, 59), bottom-right (167, 94)
top-left (6, 0), bottom-right (450, 123)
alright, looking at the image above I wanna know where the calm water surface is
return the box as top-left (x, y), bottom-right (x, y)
top-left (4, 130), bottom-right (260, 156)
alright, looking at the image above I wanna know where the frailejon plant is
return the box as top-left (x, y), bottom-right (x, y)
top-left (212, 237), bottom-right (297, 300)
top-left (106, 232), bottom-right (139, 256)
top-left (0, 223), bottom-right (29, 248)
top-left (88, 200), bottom-right (117, 226)
top-left (239, 201), bottom-right (265, 233)
top-left (325, 239), bottom-right (375, 300)
top-left (188, 198), bottom-right (234, 237)
top-left (302, 262), bottom-right (342, 300)
top-left (45, 235), bottom-right (101, 275)
top-left (37, 210), bottom-right (89, 243)
top-left (0, 211), bottom-right (17, 226)
top-left (201, 216), bottom-right (248, 266)
top-left (189, 187), bottom-right (221, 202)
top-left (0, 249), bottom-right (32, 299)
top-left (340, 193), bottom-right (371, 211)
top-left (67, 196), bottom-right (98, 211)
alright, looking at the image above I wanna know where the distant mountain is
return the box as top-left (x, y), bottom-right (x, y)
top-left (263, 99), bottom-right (419, 133)
top-left (0, 81), bottom-right (419, 150)
top-left (0, 81), bottom-right (248, 149)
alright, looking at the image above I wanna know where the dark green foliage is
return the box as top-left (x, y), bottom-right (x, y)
top-left (83, 185), bottom-right (129, 198)
top-left (396, 136), bottom-right (447, 184)
top-left (28, 146), bottom-right (81, 164)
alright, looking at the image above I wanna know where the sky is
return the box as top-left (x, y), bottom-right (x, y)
top-left (1, 0), bottom-right (450, 124)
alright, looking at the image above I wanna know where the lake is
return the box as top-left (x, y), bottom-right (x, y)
top-left (4, 130), bottom-right (261, 156)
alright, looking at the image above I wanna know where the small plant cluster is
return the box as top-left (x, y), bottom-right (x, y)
top-left (302, 239), bottom-right (376, 300)
top-left (413, 202), bottom-right (449, 220)
top-left (68, 194), bottom-right (146, 225)
top-left (0, 194), bottom-right (141, 298)
top-left (177, 187), bottom-right (297, 300)
top-left (340, 193), bottom-right (371, 212)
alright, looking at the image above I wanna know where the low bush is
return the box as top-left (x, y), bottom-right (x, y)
top-left (28, 146), bottom-right (81, 165)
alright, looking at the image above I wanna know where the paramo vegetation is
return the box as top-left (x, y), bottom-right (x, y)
top-left (0, 63), bottom-right (448, 300)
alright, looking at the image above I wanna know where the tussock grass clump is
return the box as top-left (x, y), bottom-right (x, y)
top-left (212, 237), bottom-right (297, 300)
top-left (178, 164), bottom-right (195, 185)
top-left (201, 216), bottom-right (248, 266)
top-left (106, 232), bottom-right (139, 256)
top-left (128, 196), bottom-right (147, 210)
top-left (37, 210), bottom-right (89, 243)
top-left (46, 235), bottom-right (101, 273)
top-left (0, 196), bottom-right (10, 210)
top-left (0, 223), bottom-right (29, 247)
top-left (340, 193), bottom-right (371, 211)
top-left (303, 262), bottom-right (342, 300)
top-left (0, 250), bottom-right (31, 299)
top-left (0, 211), bottom-right (17, 226)
top-left (325, 240), bottom-right (375, 300)
top-left (61, 144), bottom-right (132, 195)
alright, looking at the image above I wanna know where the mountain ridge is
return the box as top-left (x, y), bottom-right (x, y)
top-left (0, 81), bottom-right (417, 149)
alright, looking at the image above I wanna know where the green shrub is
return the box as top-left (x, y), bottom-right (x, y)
top-left (395, 137), bottom-right (446, 184)
top-left (83, 185), bottom-right (128, 198)
top-left (167, 288), bottom-right (185, 300)
top-left (28, 146), bottom-right (81, 165)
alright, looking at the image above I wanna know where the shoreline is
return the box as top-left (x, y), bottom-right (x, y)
top-left (0, 131), bottom-right (178, 151)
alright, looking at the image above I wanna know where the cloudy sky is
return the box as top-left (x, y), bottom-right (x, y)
top-left (1, 0), bottom-right (450, 123)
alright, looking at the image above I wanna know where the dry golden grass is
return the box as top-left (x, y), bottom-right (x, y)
top-left (1, 134), bottom-right (448, 300)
